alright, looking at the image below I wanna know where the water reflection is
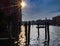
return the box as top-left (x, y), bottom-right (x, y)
top-left (18, 25), bottom-right (60, 46)
top-left (18, 25), bottom-right (26, 46)
top-left (43, 41), bottom-right (50, 46)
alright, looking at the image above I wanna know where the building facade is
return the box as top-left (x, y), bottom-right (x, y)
top-left (0, 0), bottom-right (22, 46)
top-left (53, 16), bottom-right (60, 25)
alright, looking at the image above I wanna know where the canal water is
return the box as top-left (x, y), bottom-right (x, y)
top-left (30, 25), bottom-right (60, 46)
top-left (19, 25), bottom-right (60, 46)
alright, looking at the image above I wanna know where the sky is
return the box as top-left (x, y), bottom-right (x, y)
top-left (22, 0), bottom-right (60, 21)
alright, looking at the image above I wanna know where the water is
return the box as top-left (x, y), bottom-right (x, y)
top-left (30, 25), bottom-right (60, 46)
top-left (19, 25), bottom-right (60, 46)
top-left (19, 25), bottom-right (26, 46)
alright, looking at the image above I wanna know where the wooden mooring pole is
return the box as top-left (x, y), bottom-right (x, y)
top-left (36, 25), bottom-right (45, 40)
top-left (37, 24), bottom-right (40, 40)
top-left (45, 21), bottom-right (50, 43)
top-left (44, 19), bottom-right (50, 46)
top-left (28, 21), bottom-right (31, 46)
top-left (24, 22), bottom-right (28, 46)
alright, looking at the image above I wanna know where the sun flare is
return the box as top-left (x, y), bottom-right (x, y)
top-left (21, 1), bottom-right (26, 8)
top-left (18, 0), bottom-right (26, 9)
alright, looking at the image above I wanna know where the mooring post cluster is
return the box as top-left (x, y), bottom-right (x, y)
top-left (36, 18), bottom-right (50, 46)
top-left (23, 19), bottom-right (50, 46)
top-left (24, 21), bottom-right (31, 46)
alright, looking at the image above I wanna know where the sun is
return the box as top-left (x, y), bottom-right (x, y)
top-left (21, 1), bottom-right (26, 9)
top-left (18, 1), bottom-right (26, 9)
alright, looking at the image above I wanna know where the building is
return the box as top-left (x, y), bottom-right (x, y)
top-left (0, 0), bottom-right (22, 46)
top-left (53, 15), bottom-right (60, 25)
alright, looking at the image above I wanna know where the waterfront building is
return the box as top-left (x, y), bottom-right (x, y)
top-left (0, 0), bottom-right (22, 46)
top-left (53, 16), bottom-right (60, 25)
